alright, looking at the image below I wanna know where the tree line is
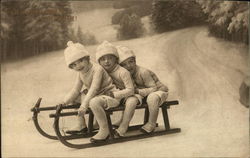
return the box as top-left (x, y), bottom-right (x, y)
top-left (197, 0), bottom-right (248, 44)
top-left (1, 0), bottom-right (248, 61)
top-left (113, 0), bottom-right (248, 44)
top-left (1, 1), bottom-right (72, 61)
top-left (150, 0), bottom-right (248, 44)
top-left (1, 0), bottom-right (97, 61)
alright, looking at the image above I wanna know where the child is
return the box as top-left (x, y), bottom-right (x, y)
top-left (117, 45), bottom-right (169, 133)
top-left (62, 41), bottom-right (121, 143)
top-left (96, 41), bottom-right (143, 137)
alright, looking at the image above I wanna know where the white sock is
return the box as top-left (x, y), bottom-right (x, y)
top-left (70, 116), bottom-right (87, 130)
top-left (117, 97), bottom-right (137, 135)
top-left (89, 97), bottom-right (109, 140)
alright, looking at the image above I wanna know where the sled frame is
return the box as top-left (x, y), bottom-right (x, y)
top-left (50, 100), bottom-right (181, 149)
top-left (30, 98), bottom-right (150, 140)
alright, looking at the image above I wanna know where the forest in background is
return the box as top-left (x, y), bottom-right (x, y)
top-left (113, 0), bottom-right (248, 43)
top-left (1, 0), bottom-right (248, 61)
top-left (1, 1), bottom-right (74, 60)
top-left (197, 1), bottom-right (248, 44)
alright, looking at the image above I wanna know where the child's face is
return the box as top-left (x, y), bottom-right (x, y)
top-left (69, 57), bottom-right (89, 72)
top-left (120, 57), bottom-right (136, 75)
top-left (99, 54), bottom-right (118, 72)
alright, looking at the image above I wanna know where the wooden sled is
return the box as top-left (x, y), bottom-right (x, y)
top-left (30, 98), bottom-right (153, 140)
top-left (31, 98), bottom-right (181, 149)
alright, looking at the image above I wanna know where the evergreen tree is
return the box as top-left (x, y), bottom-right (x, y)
top-left (76, 26), bottom-right (97, 45)
top-left (1, 0), bottom-right (75, 61)
top-left (24, 1), bottom-right (62, 54)
top-left (1, 2), bottom-right (12, 60)
top-left (76, 26), bottom-right (85, 44)
top-left (197, 0), bottom-right (248, 44)
top-left (24, 1), bottom-right (75, 55)
top-left (55, 1), bottom-right (74, 46)
top-left (117, 13), bottom-right (144, 40)
top-left (1, 2), bottom-right (11, 39)
top-left (151, 0), bottom-right (205, 32)
top-left (1, 0), bottom-right (29, 59)
top-left (82, 31), bottom-right (97, 45)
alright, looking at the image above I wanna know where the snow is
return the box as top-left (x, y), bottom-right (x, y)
top-left (1, 7), bottom-right (249, 157)
top-left (72, 8), bottom-right (120, 43)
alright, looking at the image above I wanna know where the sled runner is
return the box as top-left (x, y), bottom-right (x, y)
top-left (31, 98), bottom-right (82, 140)
top-left (31, 98), bottom-right (181, 149)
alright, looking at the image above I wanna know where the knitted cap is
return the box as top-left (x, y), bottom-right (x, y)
top-left (116, 45), bottom-right (135, 64)
top-left (64, 41), bottom-right (89, 67)
top-left (96, 41), bottom-right (119, 63)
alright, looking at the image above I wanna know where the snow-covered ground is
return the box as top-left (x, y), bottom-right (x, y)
top-left (2, 26), bottom-right (249, 157)
top-left (1, 8), bottom-right (249, 157)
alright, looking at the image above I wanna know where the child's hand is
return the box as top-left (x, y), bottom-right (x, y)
top-left (78, 106), bottom-right (87, 116)
top-left (106, 91), bottom-right (114, 98)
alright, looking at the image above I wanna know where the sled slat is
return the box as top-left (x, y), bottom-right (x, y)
top-left (49, 100), bottom-right (179, 118)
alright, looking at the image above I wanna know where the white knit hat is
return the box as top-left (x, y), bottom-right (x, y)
top-left (116, 45), bottom-right (135, 64)
top-left (96, 41), bottom-right (119, 63)
top-left (64, 41), bottom-right (89, 67)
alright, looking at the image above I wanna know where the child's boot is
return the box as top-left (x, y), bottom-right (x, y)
top-left (66, 116), bottom-right (88, 134)
top-left (141, 122), bottom-right (156, 133)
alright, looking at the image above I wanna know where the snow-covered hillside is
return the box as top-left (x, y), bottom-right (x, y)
top-left (2, 26), bottom-right (248, 157)
top-left (1, 6), bottom-right (249, 157)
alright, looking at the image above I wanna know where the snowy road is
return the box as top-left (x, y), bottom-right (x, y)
top-left (72, 8), bottom-right (118, 42)
top-left (1, 26), bottom-right (249, 157)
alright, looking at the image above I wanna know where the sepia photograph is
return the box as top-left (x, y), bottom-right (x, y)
top-left (1, 0), bottom-right (249, 157)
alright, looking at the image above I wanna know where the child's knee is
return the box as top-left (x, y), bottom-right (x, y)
top-left (125, 97), bottom-right (139, 107)
top-left (147, 93), bottom-right (160, 105)
top-left (89, 97), bottom-right (105, 110)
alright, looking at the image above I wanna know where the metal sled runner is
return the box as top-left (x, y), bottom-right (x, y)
top-left (31, 98), bottom-right (181, 149)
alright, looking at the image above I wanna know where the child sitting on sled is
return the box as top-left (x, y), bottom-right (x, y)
top-left (61, 41), bottom-right (121, 143)
top-left (117, 45), bottom-right (169, 133)
top-left (96, 41), bottom-right (143, 137)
